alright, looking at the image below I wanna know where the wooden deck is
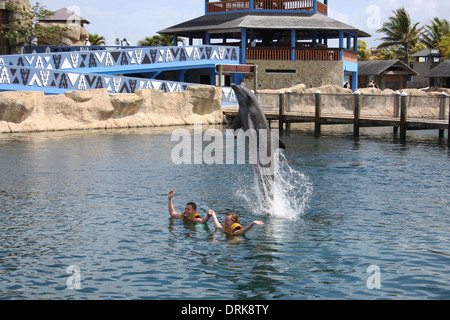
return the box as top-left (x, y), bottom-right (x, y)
top-left (222, 92), bottom-right (450, 143)
top-left (223, 110), bottom-right (448, 130)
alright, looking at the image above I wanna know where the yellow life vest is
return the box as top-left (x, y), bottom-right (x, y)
top-left (222, 223), bottom-right (242, 235)
top-left (182, 212), bottom-right (201, 221)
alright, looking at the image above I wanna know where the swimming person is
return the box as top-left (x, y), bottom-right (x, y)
top-left (208, 210), bottom-right (264, 236)
top-left (168, 188), bottom-right (211, 224)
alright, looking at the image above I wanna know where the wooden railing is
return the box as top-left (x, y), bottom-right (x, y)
top-left (247, 47), bottom-right (343, 61)
top-left (207, 0), bottom-right (326, 13)
top-left (247, 47), bottom-right (291, 60)
top-left (208, 0), bottom-right (250, 13)
top-left (343, 49), bottom-right (358, 63)
top-left (254, 0), bottom-right (314, 10)
top-left (296, 48), bottom-right (339, 61)
top-left (316, 1), bottom-right (327, 14)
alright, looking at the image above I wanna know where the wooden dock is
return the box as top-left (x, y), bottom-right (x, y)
top-left (223, 91), bottom-right (450, 143)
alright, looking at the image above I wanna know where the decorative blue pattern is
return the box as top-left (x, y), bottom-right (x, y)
top-left (0, 45), bottom-right (240, 104)
top-left (0, 65), bottom-right (195, 94)
top-left (0, 45), bottom-right (239, 75)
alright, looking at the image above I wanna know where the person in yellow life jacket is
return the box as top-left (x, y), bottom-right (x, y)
top-left (208, 210), bottom-right (264, 236)
top-left (168, 188), bottom-right (211, 224)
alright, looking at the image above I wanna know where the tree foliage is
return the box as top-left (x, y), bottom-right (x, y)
top-left (376, 8), bottom-right (450, 62)
top-left (377, 8), bottom-right (422, 64)
top-left (138, 34), bottom-right (184, 46)
top-left (88, 34), bottom-right (106, 46)
top-left (0, 2), bottom-right (69, 52)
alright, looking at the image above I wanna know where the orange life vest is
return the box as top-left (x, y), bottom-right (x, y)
top-left (182, 212), bottom-right (201, 221)
top-left (222, 223), bottom-right (242, 235)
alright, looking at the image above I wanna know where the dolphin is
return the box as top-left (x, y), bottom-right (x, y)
top-left (231, 84), bottom-right (285, 212)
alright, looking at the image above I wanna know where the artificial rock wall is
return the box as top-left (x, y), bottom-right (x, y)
top-left (0, 85), bottom-right (225, 133)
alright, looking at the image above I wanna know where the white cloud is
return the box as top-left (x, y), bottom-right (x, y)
top-left (328, 8), bottom-right (350, 24)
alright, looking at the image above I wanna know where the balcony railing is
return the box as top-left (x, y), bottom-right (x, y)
top-left (208, 0), bottom-right (250, 12)
top-left (207, 0), bottom-right (327, 14)
top-left (246, 47), bottom-right (355, 62)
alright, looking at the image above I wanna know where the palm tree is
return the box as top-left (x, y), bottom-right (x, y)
top-left (377, 8), bottom-right (423, 65)
top-left (422, 17), bottom-right (450, 56)
top-left (358, 40), bottom-right (377, 61)
top-left (138, 34), bottom-right (185, 46)
top-left (138, 36), bottom-right (161, 46)
top-left (377, 47), bottom-right (398, 60)
top-left (88, 34), bottom-right (106, 46)
top-left (439, 36), bottom-right (450, 60)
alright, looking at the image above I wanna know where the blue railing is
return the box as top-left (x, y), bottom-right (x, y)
top-left (0, 45), bottom-right (239, 75)
top-left (0, 64), bottom-right (237, 104)
top-left (0, 45), bottom-right (240, 104)
top-left (0, 65), bottom-right (196, 94)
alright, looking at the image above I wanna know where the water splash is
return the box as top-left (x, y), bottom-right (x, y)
top-left (237, 150), bottom-right (313, 220)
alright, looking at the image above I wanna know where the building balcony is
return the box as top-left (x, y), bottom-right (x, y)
top-left (246, 47), bottom-right (357, 63)
top-left (207, 0), bottom-right (328, 15)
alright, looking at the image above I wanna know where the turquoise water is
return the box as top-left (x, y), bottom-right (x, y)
top-left (0, 125), bottom-right (449, 300)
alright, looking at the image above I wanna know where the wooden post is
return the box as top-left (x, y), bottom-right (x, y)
top-left (447, 92), bottom-right (450, 145)
top-left (315, 90), bottom-right (322, 136)
top-left (279, 91), bottom-right (285, 135)
top-left (393, 91), bottom-right (401, 136)
top-left (253, 64), bottom-right (258, 95)
top-left (354, 91), bottom-right (361, 138)
top-left (400, 92), bottom-right (408, 143)
top-left (439, 92), bottom-right (446, 140)
top-left (218, 64), bottom-right (223, 87)
top-left (286, 90), bottom-right (292, 133)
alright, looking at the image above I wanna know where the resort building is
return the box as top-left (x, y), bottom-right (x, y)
top-left (159, 0), bottom-right (370, 90)
top-left (425, 60), bottom-right (450, 89)
top-left (409, 48), bottom-right (442, 89)
top-left (358, 60), bottom-right (417, 91)
top-left (37, 7), bottom-right (90, 46)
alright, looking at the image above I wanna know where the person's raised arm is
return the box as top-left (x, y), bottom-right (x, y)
top-left (209, 210), bottom-right (222, 229)
top-left (199, 213), bottom-right (211, 224)
top-left (233, 221), bottom-right (264, 236)
top-left (168, 189), bottom-right (181, 218)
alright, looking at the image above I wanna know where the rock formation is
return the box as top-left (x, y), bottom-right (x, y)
top-left (0, 86), bottom-right (225, 133)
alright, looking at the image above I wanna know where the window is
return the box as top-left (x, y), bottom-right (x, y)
top-left (434, 78), bottom-right (443, 87)
top-left (265, 69), bottom-right (297, 74)
top-left (0, 9), bottom-right (8, 25)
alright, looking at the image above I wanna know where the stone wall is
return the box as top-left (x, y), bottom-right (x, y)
top-left (245, 60), bottom-right (344, 91)
top-left (0, 86), bottom-right (225, 133)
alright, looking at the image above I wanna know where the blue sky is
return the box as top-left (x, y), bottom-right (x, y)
top-left (37, 0), bottom-right (449, 48)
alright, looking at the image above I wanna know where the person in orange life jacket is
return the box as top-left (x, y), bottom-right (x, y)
top-left (207, 210), bottom-right (264, 236)
top-left (168, 189), bottom-right (211, 224)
